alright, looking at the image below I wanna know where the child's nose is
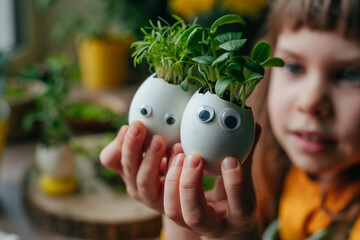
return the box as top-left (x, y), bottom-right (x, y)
top-left (295, 74), bottom-right (333, 118)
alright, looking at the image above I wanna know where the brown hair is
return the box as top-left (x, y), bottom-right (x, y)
top-left (248, 0), bottom-right (360, 233)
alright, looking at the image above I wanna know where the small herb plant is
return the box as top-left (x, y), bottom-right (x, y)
top-left (23, 56), bottom-right (70, 147)
top-left (131, 15), bottom-right (193, 85)
top-left (179, 14), bottom-right (284, 108)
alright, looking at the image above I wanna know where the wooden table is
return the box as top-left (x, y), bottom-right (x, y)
top-left (0, 85), bottom-right (163, 240)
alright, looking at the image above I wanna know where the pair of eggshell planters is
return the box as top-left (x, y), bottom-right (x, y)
top-left (129, 74), bottom-right (255, 175)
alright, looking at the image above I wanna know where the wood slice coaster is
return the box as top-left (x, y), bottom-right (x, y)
top-left (23, 134), bottom-right (162, 240)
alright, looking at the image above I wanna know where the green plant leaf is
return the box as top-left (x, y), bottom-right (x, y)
top-left (245, 62), bottom-right (265, 75)
top-left (176, 24), bottom-right (201, 45)
top-left (186, 27), bottom-right (203, 51)
top-left (215, 77), bottom-right (234, 97)
top-left (228, 56), bottom-right (247, 65)
top-left (261, 57), bottom-right (285, 68)
top-left (226, 66), bottom-right (245, 83)
top-left (180, 79), bottom-right (188, 91)
top-left (215, 32), bottom-right (243, 43)
top-left (210, 14), bottom-right (245, 34)
top-left (192, 56), bottom-right (215, 65)
top-left (252, 41), bottom-right (271, 63)
top-left (244, 73), bottom-right (263, 83)
top-left (219, 39), bottom-right (247, 51)
top-left (212, 52), bottom-right (229, 67)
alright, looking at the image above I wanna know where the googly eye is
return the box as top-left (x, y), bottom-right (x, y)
top-left (139, 104), bottom-right (152, 118)
top-left (164, 113), bottom-right (176, 125)
top-left (220, 108), bottom-right (241, 131)
top-left (197, 105), bottom-right (215, 123)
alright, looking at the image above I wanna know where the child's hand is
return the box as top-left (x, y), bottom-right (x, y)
top-left (163, 125), bottom-right (261, 239)
top-left (99, 120), bottom-right (183, 213)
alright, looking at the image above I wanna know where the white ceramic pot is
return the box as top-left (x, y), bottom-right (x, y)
top-left (35, 142), bottom-right (75, 179)
top-left (128, 73), bottom-right (194, 149)
top-left (181, 90), bottom-right (255, 175)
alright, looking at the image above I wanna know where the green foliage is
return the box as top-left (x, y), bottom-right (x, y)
top-left (0, 51), bottom-right (8, 97)
top-left (131, 15), bottom-right (193, 85)
top-left (179, 14), bottom-right (284, 108)
top-left (23, 55), bottom-right (70, 147)
top-left (65, 102), bottom-right (117, 123)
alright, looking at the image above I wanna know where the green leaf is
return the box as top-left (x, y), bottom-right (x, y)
top-left (226, 66), bottom-right (245, 83)
top-left (212, 52), bottom-right (229, 67)
top-left (245, 62), bottom-right (265, 75)
top-left (261, 57), bottom-right (285, 68)
top-left (228, 56), bottom-right (247, 65)
top-left (192, 56), bottom-right (215, 65)
top-left (244, 73), bottom-right (263, 83)
top-left (215, 77), bottom-right (234, 97)
top-left (180, 79), bottom-right (189, 91)
top-left (210, 14), bottom-right (245, 34)
top-left (252, 41), bottom-right (271, 63)
top-left (186, 27), bottom-right (203, 51)
top-left (219, 39), bottom-right (247, 51)
top-left (176, 24), bottom-right (201, 44)
top-left (215, 32), bottom-right (243, 43)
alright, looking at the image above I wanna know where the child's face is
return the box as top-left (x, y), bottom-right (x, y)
top-left (268, 27), bottom-right (360, 176)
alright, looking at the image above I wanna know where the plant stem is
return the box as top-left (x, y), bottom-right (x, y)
top-left (242, 83), bottom-right (246, 108)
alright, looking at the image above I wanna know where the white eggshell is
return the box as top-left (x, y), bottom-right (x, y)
top-left (181, 90), bottom-right (255, 175)
top-left (35, 142), bottom-right (75, 178)
top-left (128, 74), bottom-right (194, 149)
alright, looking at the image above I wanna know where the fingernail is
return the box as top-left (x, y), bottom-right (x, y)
top-left (129, 123), bottom-right (140, 137)
top-left (173, 154), bottom-right (185, 167)
top-left (185, 155), bottom-right (200, 169)
top-left (223, 157), bottom-right (238, 170)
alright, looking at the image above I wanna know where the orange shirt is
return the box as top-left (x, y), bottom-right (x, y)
top-left (279, 167), bottom-right (360, 240)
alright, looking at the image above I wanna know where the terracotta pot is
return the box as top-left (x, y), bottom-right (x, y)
top-left (78, 37), bottom-right (132, 90)
top-left (35, 142), bottom-right (75, 179)
top-left (0, 100), bottom-right (10, 159)
top-left (181, 90), bottom-right (255, 175)
top-left (128, 74), bottom-right (194, 149)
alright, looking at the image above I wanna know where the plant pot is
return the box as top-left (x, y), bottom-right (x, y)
top-left (0, 100), bottom-right (10, 159)
top-left (78, 37), bottom-right (132, 90)
top-left (4, 78), bottom-right (46, 141)
top-left (128, 74), bottom-right (194, 149)
top-left (35, 142), bottom-right (75, 179)
top-left (181, 90), bottom-right (255, 175)
top-left (35, 142), bottom-right (77, 195)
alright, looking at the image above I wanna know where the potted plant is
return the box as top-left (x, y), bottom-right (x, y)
top-left (24, 57), bottom-right (77, 195)
top-left (128, 16), bottom-right (197, 149)
top-left (180, 15), bottom-right (284, 175)
top-left (38, 0), bottom-right (165, 90)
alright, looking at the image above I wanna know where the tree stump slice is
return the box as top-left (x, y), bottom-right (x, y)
top-left (24, 134), bottom-right (162, 240)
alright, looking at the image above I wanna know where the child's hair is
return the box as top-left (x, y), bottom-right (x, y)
top-left (249, 0), bottom-right (360, 233)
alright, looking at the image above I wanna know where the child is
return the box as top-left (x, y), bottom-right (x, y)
top-left (100, 0), bottom-right (360, 239)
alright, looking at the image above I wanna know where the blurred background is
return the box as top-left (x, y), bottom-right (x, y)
top-left (0, 0), bottom-right (268, 239)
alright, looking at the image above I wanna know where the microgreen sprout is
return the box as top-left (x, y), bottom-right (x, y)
top-left (179, 14), bottom-right (284, 108)
top-left (131, 15), bottom-right (193, 85)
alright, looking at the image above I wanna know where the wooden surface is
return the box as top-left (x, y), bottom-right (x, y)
top-left (0, 85), bottom-right (158, 240)
top-left (24, 135), bottom-right (162, 240)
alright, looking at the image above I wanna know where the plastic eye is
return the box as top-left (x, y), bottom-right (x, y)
top-left (139, 104), bottom-right (152, 118)
top-left (197, 105), bottom-right (214, 123)
top-left (220, 108), bottom-right (241, 131)
top-left (164, 113), bottom-right (176, 125)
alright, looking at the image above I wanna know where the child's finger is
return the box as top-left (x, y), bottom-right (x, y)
top-left (221, 156), bottom-right (256, 226)
top-left (99, 125), bottom-right (129, 175)
top-left (164, 153), bottom-right (187, 225)
top-left (137, 135), bottom-right (166, 207)
top-left (179, 154), bottom-right (221, 233)
top-left (167, 143), bottom-right (184, 167)
top-left (121, 121), bottom-right (147, 193)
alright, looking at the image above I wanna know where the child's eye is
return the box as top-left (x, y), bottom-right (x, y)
top-left (337, 69), bottom-right (360, 85)
top-left (285, 62), bottom-right (304, 75)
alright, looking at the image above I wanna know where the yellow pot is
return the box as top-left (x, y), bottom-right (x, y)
top-left (78, 37), bottom-right (132, 90)
top-left (0, 100), bottom-right (10, 159)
